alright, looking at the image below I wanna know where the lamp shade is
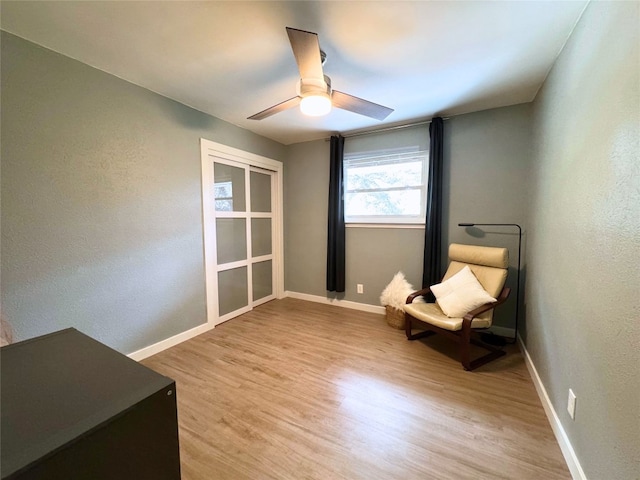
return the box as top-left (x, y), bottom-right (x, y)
top-left (300, 94), bottom-right (332, 116)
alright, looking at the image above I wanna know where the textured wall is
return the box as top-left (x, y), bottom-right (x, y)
top-left (1, 33), bottom-right (285, 354)
top-left (283, 140), bottom-right (332, 297)
top-left (284, 104), bottom-right (531, 326)
top-left (527, 2), bottom-right (640, 478)
top-left (444, 104), bottom-right (531, 331)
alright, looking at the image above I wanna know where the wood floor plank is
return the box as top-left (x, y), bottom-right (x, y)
top-left (142, 298), bottom-right (570, 479)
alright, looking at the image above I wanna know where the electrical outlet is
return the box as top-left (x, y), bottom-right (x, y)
top-left (357, 284), bottom-right (364, 294)
top-left (567, 389), bottom-right (577, 420)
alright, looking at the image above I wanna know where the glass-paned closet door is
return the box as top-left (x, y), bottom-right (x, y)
top-left (213, 160), bottom-right (250, 321)
top-left (250, 169), bottom-right (275, 305)
top-left (202, 139), bottom-right (283, 328)
top-left (210, 160), bottom-right (276, 322)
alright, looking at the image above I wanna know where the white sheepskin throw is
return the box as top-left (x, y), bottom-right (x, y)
top-left (380, 272), bottom-right (424, 310)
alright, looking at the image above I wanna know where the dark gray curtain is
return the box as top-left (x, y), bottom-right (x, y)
top-left (422, 117), bottom-right (444, 295)
top-left (327, 135), bottom-right (345, 292)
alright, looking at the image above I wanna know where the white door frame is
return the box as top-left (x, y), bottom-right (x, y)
top-left (200, 139), bottom-right (285, 327)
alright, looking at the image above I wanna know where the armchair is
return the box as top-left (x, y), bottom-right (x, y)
top-left (404, 243), bottom-right (511, 371)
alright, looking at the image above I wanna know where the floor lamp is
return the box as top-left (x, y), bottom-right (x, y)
top-left (458, 223), bottom-right (522, 345)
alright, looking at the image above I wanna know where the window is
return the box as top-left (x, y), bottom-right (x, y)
top-left (214, 180), bottom-right (233, 211)
top-left (344, 147), bottom-right (429, 224)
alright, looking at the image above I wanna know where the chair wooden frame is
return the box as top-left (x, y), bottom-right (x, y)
top-left (405, 287), bottom-right (511, 371)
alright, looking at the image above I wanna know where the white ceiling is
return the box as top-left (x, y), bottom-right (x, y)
top-left (1, 1), bottom-right (588, 145)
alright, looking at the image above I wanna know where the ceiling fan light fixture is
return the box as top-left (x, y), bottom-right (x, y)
top-left (247, 28), bottom-right (393, 121)
top-left (300, 93), bottom-right (332, 116)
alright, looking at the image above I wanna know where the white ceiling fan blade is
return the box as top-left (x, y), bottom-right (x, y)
top-left (286, 27), bottom-right (324, 80)
top-left (247, 96), bottom-right (301, 120)
top-left (331, 90), bottom-right (394, 120)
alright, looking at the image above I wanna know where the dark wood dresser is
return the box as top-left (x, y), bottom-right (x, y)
top-left (1, 328), bottom-right (181, 479)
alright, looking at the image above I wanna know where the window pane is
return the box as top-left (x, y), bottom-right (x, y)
top-left (214, 162), bottom-right (246, 212)
top-left (216, 218), bottom-right (247, 264)
top-left (251, 218), bottom-right (272, 257)
top-left (343, 147), bottom-right (428, 223)
top-left (252, 260), bottom-right (272, 302)
top-left (346, 161), bottom-right (423, 191)
top-left (250, 171), bottom-right (272, 213)
top-left (218, 267), bottom-right (248, 316)
top-left (345, 189), bottom-right (422, 217)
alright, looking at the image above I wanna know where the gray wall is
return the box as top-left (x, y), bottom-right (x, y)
top-left (526, 2), bottom-right (640, 478)
top-left (445, 104), bottom-right (531, 330)
top-left (284, 104), bottom-right (531, 332)
top-left (1, 32), bottom-right (285, 354)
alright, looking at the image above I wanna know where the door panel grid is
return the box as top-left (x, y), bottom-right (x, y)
top-left (207, 157), bottom-right (276, 324)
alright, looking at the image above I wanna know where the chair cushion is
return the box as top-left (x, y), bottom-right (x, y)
top-left (449, 243), bottom-right (508, 269)
top-left (444, 261), bottom-right (507, 299)
top-left (430, 266), bottom-right (496, 318)
top-left (446, 244), bottom-right (508, 299)
top-left (403, 302), bottom-right (492, 331)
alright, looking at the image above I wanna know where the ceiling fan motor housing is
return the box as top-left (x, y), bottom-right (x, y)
top-left (297, 75), bottom-right (332, 98)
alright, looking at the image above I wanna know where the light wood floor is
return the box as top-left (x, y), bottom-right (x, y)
top-left (142, 298), bottom-right (570, 480)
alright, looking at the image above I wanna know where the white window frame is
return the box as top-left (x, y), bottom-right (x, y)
top-left (343, 147), bottom-right (429, 225)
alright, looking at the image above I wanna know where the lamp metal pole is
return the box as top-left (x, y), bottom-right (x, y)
top-left (458, 223), bottom-right (522, 345)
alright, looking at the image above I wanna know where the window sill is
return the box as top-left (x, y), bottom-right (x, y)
top-left (346, 223), bottom-right (425, 229)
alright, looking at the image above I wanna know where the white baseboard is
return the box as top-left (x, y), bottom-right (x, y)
top-left (128, 294), bottom-right (381, 362)
top-left (284, 291), bottom-right (386, 315)
top-left (128, 299), bottom-right (507, 363)
top-left (128, 322), bottom-right (215, 362)
top-left (518, 336), bottom-right (586, 480)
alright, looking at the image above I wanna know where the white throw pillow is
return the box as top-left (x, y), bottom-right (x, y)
top-left (430, 266), bottom-right (496, 318)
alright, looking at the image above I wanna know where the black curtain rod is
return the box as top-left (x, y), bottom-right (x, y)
top-left (326, 116), bottom-right (450, 141)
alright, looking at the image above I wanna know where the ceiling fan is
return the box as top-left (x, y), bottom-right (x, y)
top-left (248, 27), bottom-right (394, 121)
